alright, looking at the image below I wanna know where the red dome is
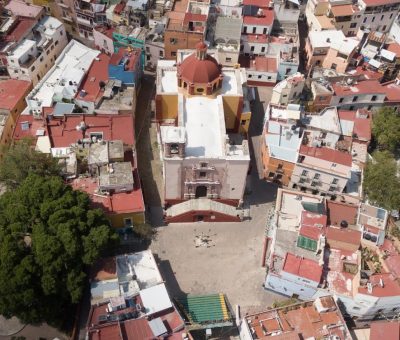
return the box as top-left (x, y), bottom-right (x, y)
top-left (178, 53), bottom-right (221, 84)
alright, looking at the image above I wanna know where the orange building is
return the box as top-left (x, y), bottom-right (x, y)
top-left (0, 79), bottom-right (32, 159)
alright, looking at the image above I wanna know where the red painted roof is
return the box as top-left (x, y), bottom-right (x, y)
top-left (326, 200), bottom-right (358, 227)
top-left (382, 81), bottom-right (400, 103)
top-left (254, 56), bottom-right (277, 72)
top-left (326, 227), bottom-right (361, 249)
top-left (76, 54), bottom-right (110, 103)
top-left (385, 254), bottom-right (400, 278)
top-left (299, 211), bottom-right (327, 240)
top-left (88, 323), bottom-right (122, 340)
top-left (183, 13), bottom-right (207, 24)
top-left (0, 79), bottom-right (31, 111)
top-left (332, 79), bottom-right (386, 96)
top-left (351, 65), bottom-right (383, 81)
top-left (243, 0), bottom-right (271, 5)
top-left (246, 33), bottom-right (269, 43)
top-left (0, 16), bottom-right (36, 50)
top-left (13, 115), bottom-right (48, 142)
top-left (370, 321), bottom-right (400, 340)
top-left (358, 273), bottom-right (400, 297)
top-left (282, 253), bottom-right (322, 283)
top-left (114, 1), bottom-right (126, 14)
top-left (178, 51), bottom-right (221, 84)
top-left (46, 114), bottom-right (135, 148)
top-left (94, 25), bottom-right (115, 39)
top-left (109, 48), bottom-right (141, 71)
top-left (386, 43), bottom-right (400, 57)
top-left (299, 145), bottom-right (352, 166)
top-left (122, 318), bottom-right (154, 340)
top-left (338, 110), bottom-right (372, 141)
top-left (243, 10), bottom-right (274, 26)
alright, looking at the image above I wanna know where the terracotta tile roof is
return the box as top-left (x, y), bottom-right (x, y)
top-left (282, 253), bottom-right (323, 283)
top-left (243, 10), bottom-right (274, 26)
top-left (114, 1), bottom-right (126, 14)
top-left (122, 318), bottom-right (155, 339)
top-left (0, 79), bottom-right (31, 111)
top-left (13, 115), bottom-right (47, 141)
top-left (338, 110), bottom-right (372, 141)
top-left (243, 0), bottom-right (271, 5)
top-left (299, 145), bottom-right (352, 167)
top-left (88, 323), bottom-right (122, 340)
top-left (370, 321), bottom-right (400, 340)
top-left (0, 17), bottom-right (36, 50)
top-left (109, 48), bottom-right (141, 71)
top-left (350, 65), bottom-right (383, 81)
top-left (332, 79), bottom-right (386, 96)
top-left (253, 56), bottom-right (277, 72)
top-left (76, 53), bottom-right (110, 103)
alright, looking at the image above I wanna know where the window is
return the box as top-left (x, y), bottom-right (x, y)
top-left (267, 76), bottom-right (271, 80)
top-left (225, 57), bottom-right (232, 62)
top-left (60, 30), bottom-right (64, 36)
top-left (261, 47), bottom-right (265, 52)
top-left (311, 181), bottom-right (318, 187)
top-left (328, 186), bottom-right (336, 192)
top-left (244, 26), bottom-right (247, 33)
top-left (353, 307), bottom-right (361, 310)
top-left (314, 173), bottom-right (320, 179)
top-left (383, 25), bottom-right (386, 31)
top-left (199, 171), bottom-right (207, 178)
top-left (339, 98), bottom-right (344, 103)
top-left (55, 41), bottom-right (59, 46)
top-left (39, 56), bottom-right (43, 62)
top-left (286, 68), bottom-right (292, 75)
top-left (331, 63), bottom-right (337, 70)
top-left (250, 46), bottom-right (255, 52)
top-left (170, 38), bottom-right (177, 44)
top-left (124, 218), bottom-right (133, 227)
top-left (350, 22), bottom-right (357, 28)
top-left (332, 163), bottom-right (337, 167)
top-left (51, 45), bottom-right (54, 50)
top-left (277, 164), bottom-right (283, 170)
top-left (299, 178), bottom-right (305, 184)
top-left (263, 28), bottom-right (267, 34)
top-left (372, 16), bottom-right (375, 22)
top-left (90, 132), bottom-right (103, 141)
top-left (252, 27), bottom-right (256, 33)
top-left (301, 170), bottom-right (308, 176)
top-left (196, 88), bottom-right (204, 93)
top-left (332, 178), bottom-right (339, 184)
top-left (14, 70), bottom-right (18, 73)
top-left (353, 96), bottom-right (358, 102)
top-left (390, 13), bottom-right (394, 19)
top-left (200, 162), bottom-right (208, 168)
top-left (31, 66), bottom-right (35, 71)
top-left (349, 106), bottom-right (354, 110)
top-left (268, 172), bottom-right (275, 177)
top-left (258, 75), bottom-right (262, 79)
top-left (363, 17), bottom-right (367, 23)
top-left (381, 15), bottom-right (384, 20)
top-left (248, 74), bottom-right (252, 78)
top-left (146, 46), bottom-right (150, 53)
top-left (171, 52), bottom-right (177, 57)
top-left (367, 105), bottom-right (372, 110)
top-left (159, 50), bottom-right (164, 57)
top-left (371, 95), bottom-right (377, 101)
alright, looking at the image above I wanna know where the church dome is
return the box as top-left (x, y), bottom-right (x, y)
top-left (178, 42), bottom-right (221, 85)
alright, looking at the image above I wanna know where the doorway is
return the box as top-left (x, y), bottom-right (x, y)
top-left (195, 186), bottom-right (207, 198)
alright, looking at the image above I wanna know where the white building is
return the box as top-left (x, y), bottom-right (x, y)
top-left (6, 17), bottom-right (67, 86)
top-left (25, 39), bottom-right (100, 117)
top-left (358, 0), bottom-right (400, 33)
top-left (270, 72), bottom-right (305, 106)
top-left (155, 43), bottom-right (251, 223)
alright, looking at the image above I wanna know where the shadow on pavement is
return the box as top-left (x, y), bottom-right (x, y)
top-left (154, 256), bottom-right (187, 298)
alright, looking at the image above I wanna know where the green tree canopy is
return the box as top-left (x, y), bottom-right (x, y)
top-left (372, 107), bottom-right (400, 152)
top-left (0, 175), bottom-right (118, 326)
top-left (364, 151), bottom-right (400, 210)
top-left (0, 139), bottom-right (61, 189)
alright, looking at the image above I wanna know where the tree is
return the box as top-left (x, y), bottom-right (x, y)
top-left (0, 139), bottom-right (61, 189)
top-left (372, 107), bottom-right (400, 152)
top-left (363, 151), bottom-right (400, 210)
top-left (0, 175), bottom-right (119, 326)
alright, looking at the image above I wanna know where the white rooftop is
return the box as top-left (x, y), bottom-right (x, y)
top-left (139, 283), bottom-right (173, 315)
top-left (26, 40), bottom-right (100, 112)
top-left (183, 96), bottom-right (225, 158)
top-left (38, 16), bottom-right (63, 38)
top-left (161, 69), bottom-right (178, 93)
top-left (10, 39), bottom-right (36, 59)
top-left (330, 37), bottom-right (359, 55)
top-left (309, 30), bottom-right (346, 49)
top-left (305, 107), bottom-right (342, 134)
top-left (160, 126), bottom-right (186, 144)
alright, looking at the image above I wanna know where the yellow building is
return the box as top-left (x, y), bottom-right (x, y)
top-left (0, 79), bottom-right (32, 159)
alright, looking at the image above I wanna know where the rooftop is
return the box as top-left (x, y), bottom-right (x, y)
top-left (309, 30), bottom-right (345, 49)
top-left (330, 4), bottom-right (360, 16)
top-left (299, 145), bottom-right (352, 167)
top-left (370, 321), bottom-right (400, 340)
top-left (382, 81), bottom-right (400, 103)
top-left (0, 79), bottom-right (31, 111)
top-left (332, 79), bottom-right (386, 96)
top-left (265, 120), bottom-right (302, 163)
top-left (282, 252), bottom-right (323, 283)
top-left (0, 16), bottom-right (36, 52)
top-left (243, 296), bottom-right (351, 339)
top-left (243, 9), bottom-right (274, 26)
top-left (250, 56), bottom-right (277, 73)
top-left (109, 47), bottom-right (141, 72)
top-left (338, 109), bottom-right (371, 141)
top-left (361, 0), bottom-right (400, 6)
top-left (76, 53), bottom-right (110, 103)
top-left (27, 40), bottom-right (100, 112)
top-left (5, 0), bottom-right (43, 18)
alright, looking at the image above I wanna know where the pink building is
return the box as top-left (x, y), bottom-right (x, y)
top-left (93, 25), bottom-right (115, 55)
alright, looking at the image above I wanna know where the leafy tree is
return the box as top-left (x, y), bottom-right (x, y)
top-left (0, 139), bottom-right (61, 189)
top-left (0, 175), bottom-right (119, 326)
top-left (372, 107), bottom-right (400, 152)
top-left (363, 151), bottom-right (400, 210)
top-left (133, 223), bottom-right (154, 240)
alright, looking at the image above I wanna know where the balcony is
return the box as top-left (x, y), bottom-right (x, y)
top-left (77, 16), bottom-right (92, 27)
